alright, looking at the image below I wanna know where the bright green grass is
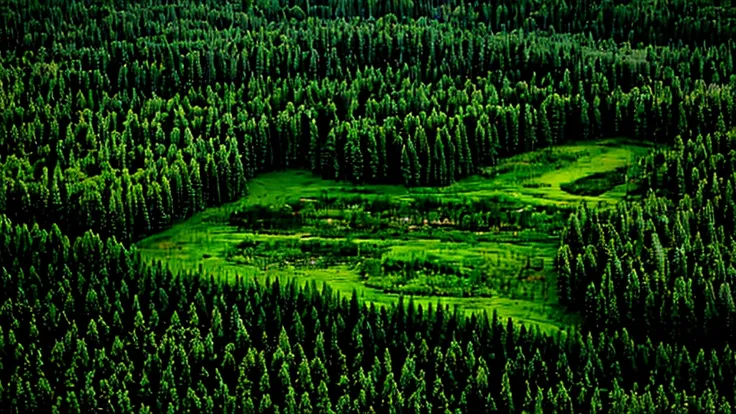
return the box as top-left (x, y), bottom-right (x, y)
top-left (451, 137), bottom-right (652, 205)
top-left (137, 138), bottom-right (650, 334)
top-left (216, 138), bottom-right (651, 211)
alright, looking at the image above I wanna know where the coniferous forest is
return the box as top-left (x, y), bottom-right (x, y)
top-left (2, 0), bottom-right (736, 412)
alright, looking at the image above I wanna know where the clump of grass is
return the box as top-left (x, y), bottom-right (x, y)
top-left (481, 147), bottom-right (587, 182)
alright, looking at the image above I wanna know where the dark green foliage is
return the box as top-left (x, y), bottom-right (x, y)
top-left (227, 193), bottom-right (566, 297)
top-left (359, 259), bottom-right (383, 280)
top-left (1, 0), bottom-right (734, 246)
top-left (559, 168), bottom-right (627, 197)
top-left (2, 0), bottom-right (736, 412)
top-left (2, 215), bottom-right (735, 412)
top-left (558, 130), bottom-right (736, 348)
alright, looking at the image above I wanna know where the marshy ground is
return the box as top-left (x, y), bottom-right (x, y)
top-left (138, 138), bottom-right (652, 333)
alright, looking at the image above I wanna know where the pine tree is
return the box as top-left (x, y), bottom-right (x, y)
top-left (298, 392), bottom-right (312, 414)
top-left (315, 381), bottom-right (333, 414)
top-left (401, 146), bottom-right (412, 186)
top-left (321, 129), bottom-right (339, 180)
top-left (500, 369), bottom-right (515, 413)
top-left (345, 133), bottom-right (364, 183)
top-left (366, 130), bottom-right (379, 181)
top-left (406, 138), bottom-right (421, 186)
top-left (431, 133), bottom-right (447, 186)
top-left (718, 283), bottom-right (736, 341)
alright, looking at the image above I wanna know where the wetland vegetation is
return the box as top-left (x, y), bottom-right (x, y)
top-left (138, 138), bottom-right (649, 331)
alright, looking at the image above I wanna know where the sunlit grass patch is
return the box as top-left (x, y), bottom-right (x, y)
top-left (137, 138), bottom-right (648, 334)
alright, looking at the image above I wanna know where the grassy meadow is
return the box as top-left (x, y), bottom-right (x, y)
top-left (137, 138), bottom-right (651, 333)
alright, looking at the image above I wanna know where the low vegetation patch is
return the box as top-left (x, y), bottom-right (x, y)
top-left (560, 167), bottom-right (627, 196)
top-left (138, 139), bottom-right (647, 328)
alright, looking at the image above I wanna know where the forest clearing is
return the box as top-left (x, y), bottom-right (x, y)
top-left (137, 138), bottom-right (648, 332)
